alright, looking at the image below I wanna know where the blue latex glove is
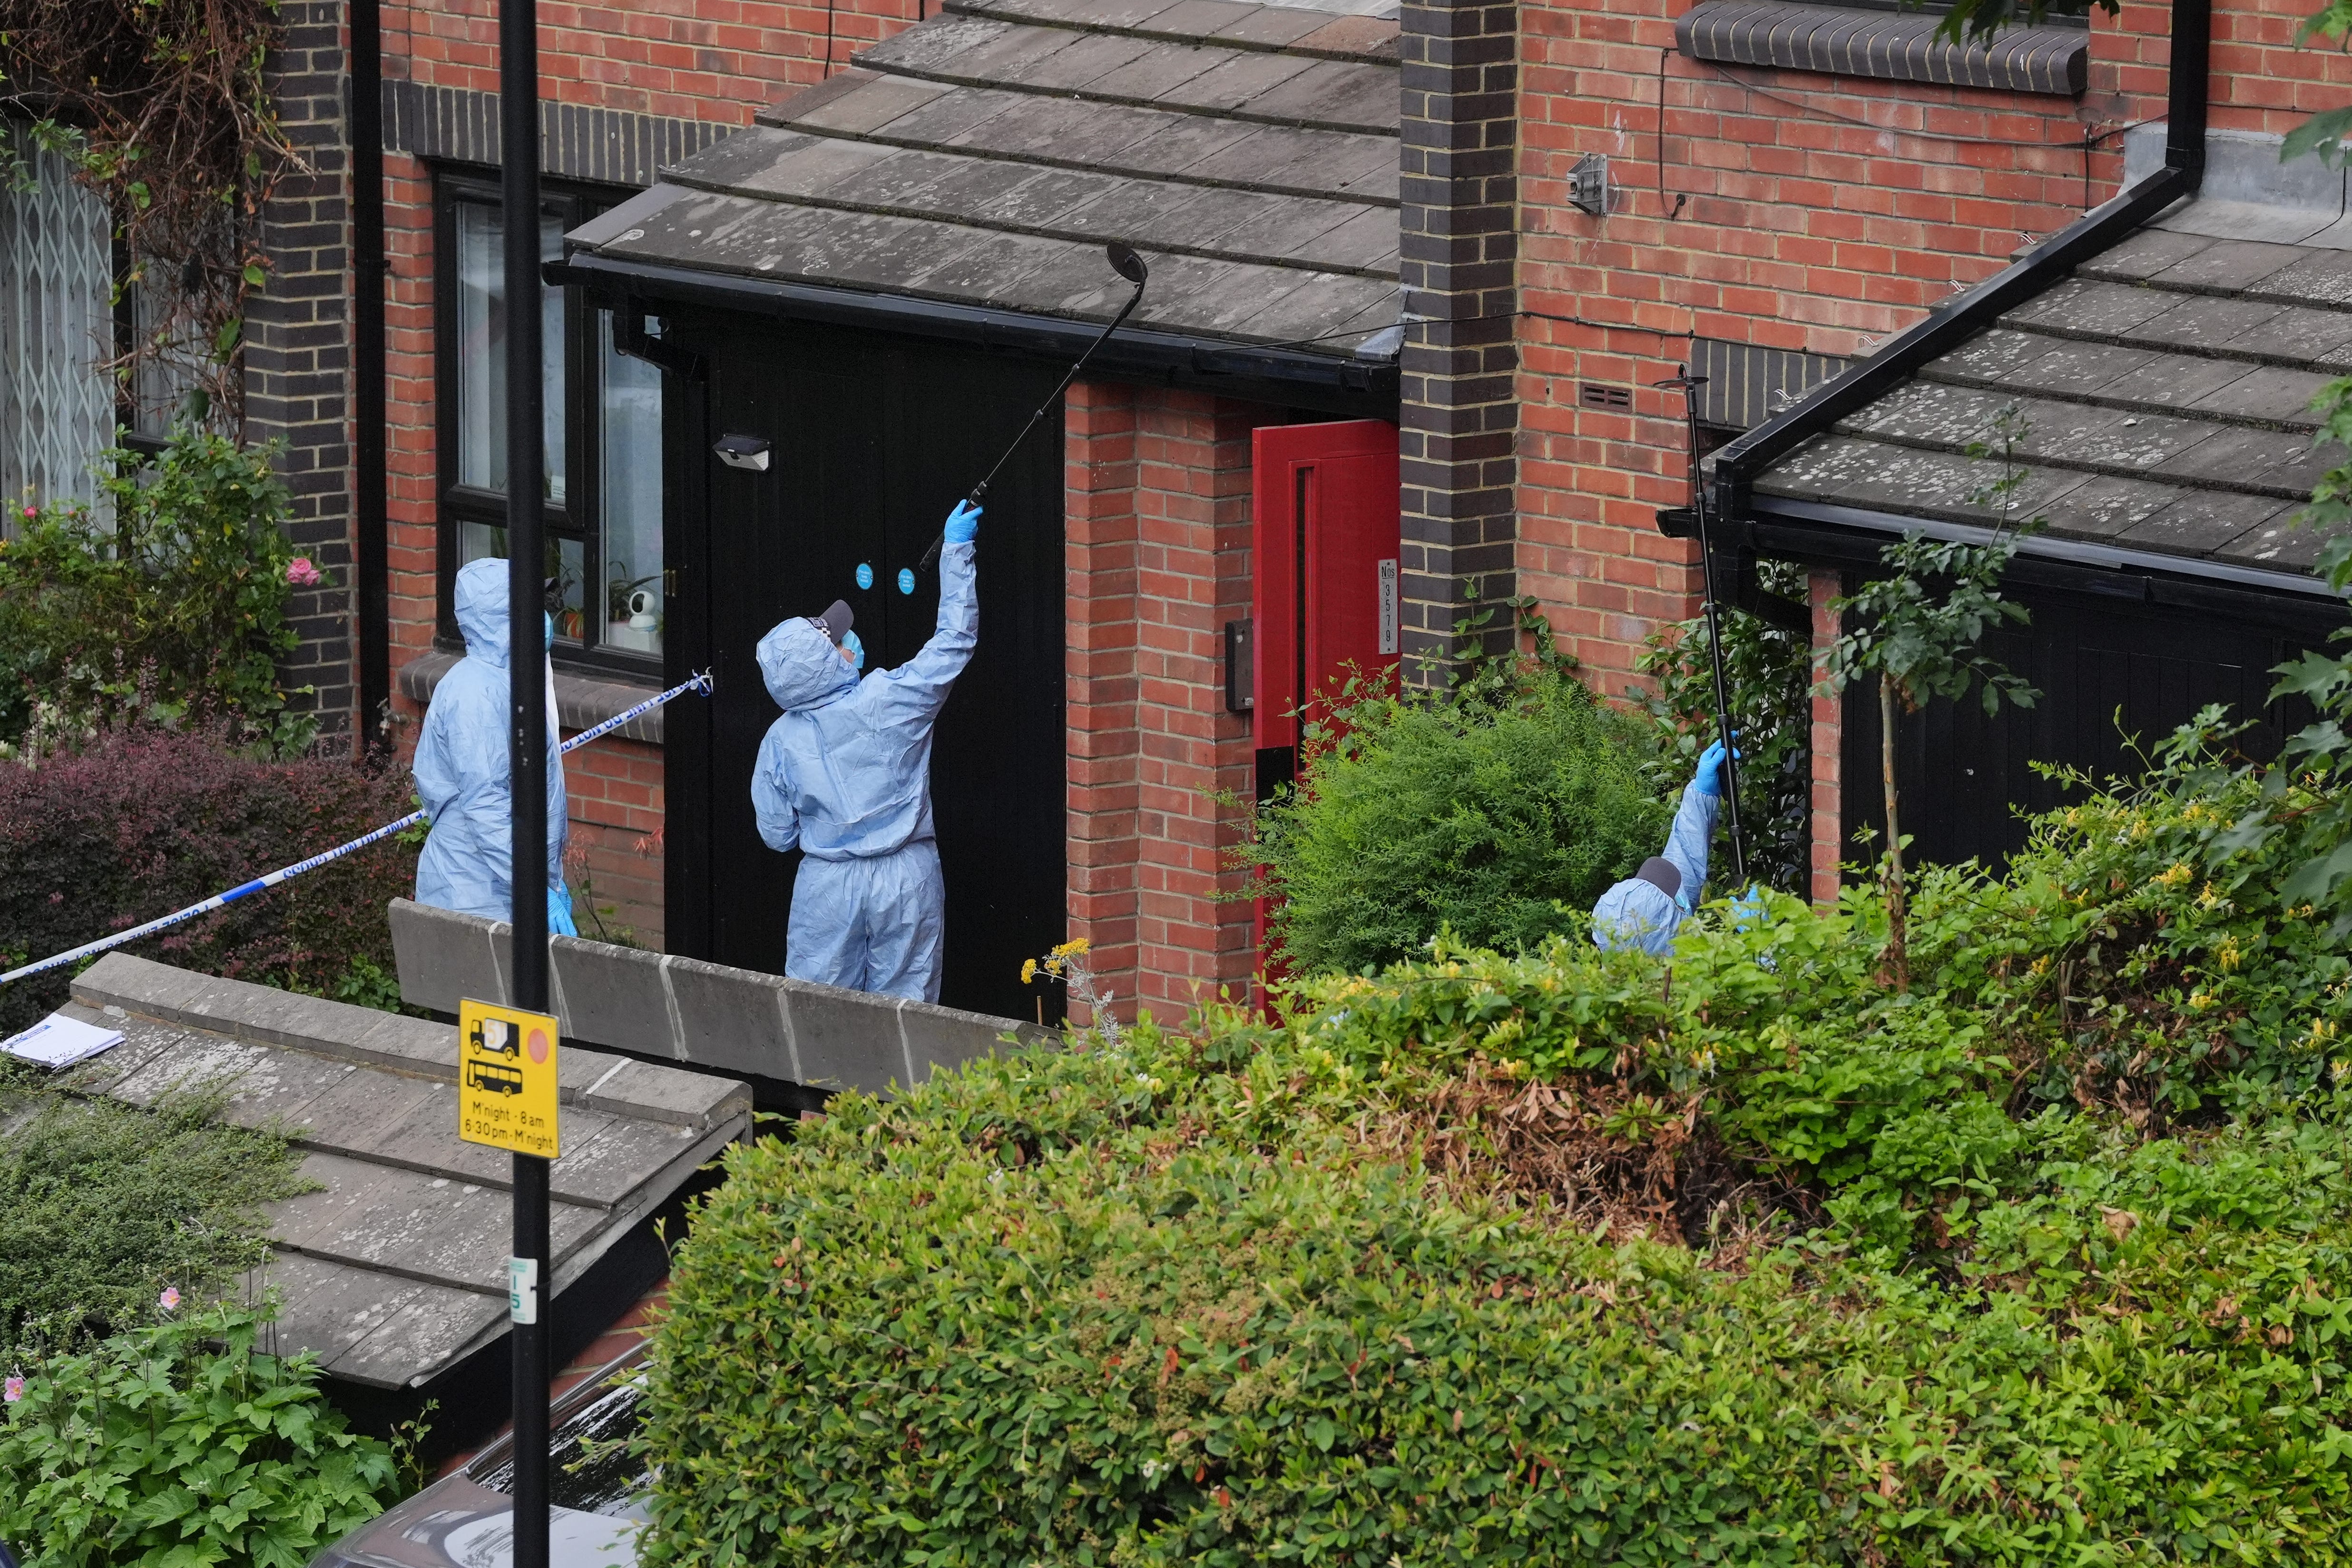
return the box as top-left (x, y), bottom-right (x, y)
top-left (1693, 738), bottom-right (1741, 797)
top-left (549, 882), bottom-right (578, 938)
top-left (1731, 884), bottom-right (1768, 931)
top-left (841, 628), bottom-right (865, 671)
top-left (943, 499), bottom-right (983, 543)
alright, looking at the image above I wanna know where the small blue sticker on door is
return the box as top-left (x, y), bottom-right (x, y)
top-left (897, 568), bottom-right (916, 595)
top-left (855, 562), bottom-right (873, 591)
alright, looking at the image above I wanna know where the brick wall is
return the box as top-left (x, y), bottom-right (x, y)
top-left (1064, 381), bottom-right (1273, 1026)
top-left (562, 735), bottom-right (666, 948)
top-left (1515, 0), bottom-right (2352, 705)
top-left (1807, 568), bottom-right (1843, 903)
top-left (1398, 0), bottom-right (1519, 678)
top-left (254, 0), bottom-right (357, 744)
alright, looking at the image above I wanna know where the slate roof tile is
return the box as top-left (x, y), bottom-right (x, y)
top-left (574, 0), bottom-right (1398, 355)
top-left (1753, 187), bottom-right (2352, 587)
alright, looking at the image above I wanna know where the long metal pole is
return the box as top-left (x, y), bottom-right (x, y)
top-left (1674, 369), bottom-right (1748, 887)
top-left (499, 0), bottom-right (550, 1555)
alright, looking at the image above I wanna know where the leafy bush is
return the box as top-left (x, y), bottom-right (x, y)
top-left (0, 426), bottom-right (314, 759)
top-left (1636, 558), bottom-right (1813, 892)
top-left (634, 696), bottom-right (2352, 1565)
top-left (0, 727), bottom-right (418, 1034)
top-left (0, 1079), bottom-right (308, 1355)
top-left (0, 1297), bottom-right (405, 1568)
top-left (1244, 664), bottom-right (1668, 975)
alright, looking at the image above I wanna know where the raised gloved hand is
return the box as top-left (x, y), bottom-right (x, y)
top-left (549, 882), bottom-right (578, 938)
top-left (841, 628), bottom-right (865, 671)
top-left (943, 499), bottom-right (983, 543)
top-left (1693, 737), bottom-right (1741, 797)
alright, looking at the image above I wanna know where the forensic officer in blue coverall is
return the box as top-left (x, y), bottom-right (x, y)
top-left (1591, 738), bottom-right (1734, 957)
top-left (751, 500), bottom-right (981, 1002)
top-left (412, 557), bottom-right (576, 934)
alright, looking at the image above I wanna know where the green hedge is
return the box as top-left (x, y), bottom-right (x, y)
top-left (636, 728), bottom-right (2352, 1564)
top-left (1245, 667), bottom-right (1668, 975)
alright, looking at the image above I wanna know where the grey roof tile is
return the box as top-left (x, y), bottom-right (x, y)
top-left (1007, 29), bottom-right (1164, 91)
top-left (983, 0), bottom-right (1180, 24)
top-left (1926, 327), bottom-right (2061, 383)
top-left (2156, 423), bottom-right (2341, 494)
top-left (1227, 270), bottom-right (1398, 343)
top-left (2116, 490), bottom-right (2291, 557)
top-left (788, 74), bottom-right (954, 136)
top-left (1294, 13), bottom-right (1405, 55)
top-left (943, 95), bottom-right (1166, 164)
top-left (2214, 510), bottom-right (2341, 571)
top-left (1212, 7), bottom-right (1333, 45)
top-left (1285, 204), bottom-right (1398, 269)
top-left (1999, 276), bottom-right (2177, 338)
top-left (1207, 191), bottom-right (1364, 257)
top-left (1245, 58), bottom-right (1397, 129)
top-left (857, 81), bottom-right (1029, 147)
top-left (2130, 294), bottom-right (2290, 354)
top-left (1838, 378), bottom-right (2000, 445)
top-left (2226, 303), bottom-right (2352, 363)
top-left (2187, 363), bottom-right (2335, 427)
top-left (2145, 237), bottom-right (2309, 293)
top-left (2078, 226), bottom-right (2215, 282)
top-left (2247, 247), bottom-right (2352, 309)
top-left (1158, 49), bottom-right (1323, 116)
top-left (1082, 39), bottom-right (1234, 99)
top-left (862, 14), bottom-right (1015, 73)
top-left (2095, 352), bottom-right (2257, 412)
top-left (2032, 471), bottom-right (2181, 538)
top-left (1995, 337), bottom-right (2162, 397)
top-left (1147, 0), bottom-right (1265, 36)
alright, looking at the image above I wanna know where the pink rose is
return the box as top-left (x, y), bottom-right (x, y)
top-left (285, 557), bottom-right (323, 588)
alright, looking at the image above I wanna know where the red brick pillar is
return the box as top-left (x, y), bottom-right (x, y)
top-left (1808, 567), bottom-right (1843, 906)
top-left (1065, 384), bottom-right (1266, 1026)
top-left (1066, 381), bottom-right (1143, 1021)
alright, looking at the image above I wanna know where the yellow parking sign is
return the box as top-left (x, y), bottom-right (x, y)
top-left (457, 998), bottom-right (560, 1158)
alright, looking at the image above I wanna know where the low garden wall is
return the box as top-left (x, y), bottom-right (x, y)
top-left (387, 898), bottom-right (1050, 1096)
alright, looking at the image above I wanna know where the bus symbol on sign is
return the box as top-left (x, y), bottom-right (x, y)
top-left (456, 998), bottom-right (559, 1157)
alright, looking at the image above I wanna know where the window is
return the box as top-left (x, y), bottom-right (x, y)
top-left (435, 174), bottom-right (665, 670)
top-left (0, 136), bottom-right (115, 512)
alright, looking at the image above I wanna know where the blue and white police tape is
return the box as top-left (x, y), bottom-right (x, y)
top-left (0, 669), bottom-right (712, 988)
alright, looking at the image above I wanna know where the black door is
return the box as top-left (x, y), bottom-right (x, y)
top-left (1842, 584), bottom-right (2313, 874)
top-left (661, 312), bottom-right (1066, 1020)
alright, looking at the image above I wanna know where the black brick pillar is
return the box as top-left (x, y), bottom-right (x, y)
top-left (1397, 0), bottom-right (1517, 683)
top-left (247, 0), bottom-right (356, 745)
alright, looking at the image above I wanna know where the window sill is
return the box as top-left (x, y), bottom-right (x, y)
top-left (1676, 1), bottom-right (2087, 97)
top-left (398, 650), bottom-right (668, 746)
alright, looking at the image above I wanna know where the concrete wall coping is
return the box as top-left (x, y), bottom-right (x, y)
top-left (388, 898), bottom-right (1052, 1096)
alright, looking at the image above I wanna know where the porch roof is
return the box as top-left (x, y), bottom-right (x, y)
top-left (1734, 129), bottom-right (2352, 611)
top-left (563, 0), bottom-right (1404, 367)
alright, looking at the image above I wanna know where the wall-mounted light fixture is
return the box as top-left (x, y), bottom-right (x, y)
top-left (714, 433), bottom-right (771, 472)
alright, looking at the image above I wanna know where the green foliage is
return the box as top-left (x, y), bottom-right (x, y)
top-left (1636, 558), bottom-right (1813, 892)
top-left (0, 1078), bottom-right (309, 1356)
top-left (1242, 659), bottom-right (1669, 976)
top-left (0, 1297), bottom-right (403, 1568)
top-left (1818, 530), bottom-right (2037, 721)
top-left (0, 426), bottom-right (314, 759)
top-left (634, 686), bottom-right (2352, 1564)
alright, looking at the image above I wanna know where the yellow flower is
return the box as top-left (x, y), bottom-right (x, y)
top-left (1020, 959), bottom-right (1038, 985)
top-left (2159, 863), bottom-right (2194, 888)
top-left (2189, 990), bottom-right (2214, 1011)
top-left (1052, 938), bottom-right (1091, 959)
top-left (2218, 938), bottom-right (2243, 972)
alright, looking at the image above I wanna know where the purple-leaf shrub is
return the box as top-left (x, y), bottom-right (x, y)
top-left (0, 728), bottom-right (418, 1033)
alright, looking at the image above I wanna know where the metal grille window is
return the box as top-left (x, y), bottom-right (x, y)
top-left (435, 172), bottom-right (664, 670)
top-left (0, 139), bottom-right (115, 514)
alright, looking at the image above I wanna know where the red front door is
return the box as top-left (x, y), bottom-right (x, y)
top-left (1249, 419), bottom-right (1401, 984)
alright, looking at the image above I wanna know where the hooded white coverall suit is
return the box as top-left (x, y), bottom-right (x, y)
top-left (751, 537), bottom-right (978, 1002)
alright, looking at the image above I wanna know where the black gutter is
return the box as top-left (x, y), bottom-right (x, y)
top-left (547, 250), bottom-right (1401, 416)
top-left (1710, 0), bottom-right (2211, 525)
top-left (350, 0), bottom-right (390, 755)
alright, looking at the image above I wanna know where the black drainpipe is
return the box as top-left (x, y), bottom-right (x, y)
top-left (351, 0), bottom-right (391, 755)
top-left (1710, 0), bottom-right (2211, 524)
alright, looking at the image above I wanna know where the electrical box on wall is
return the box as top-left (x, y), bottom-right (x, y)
top-left (1225, 619), bottom-right (1254, 714)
